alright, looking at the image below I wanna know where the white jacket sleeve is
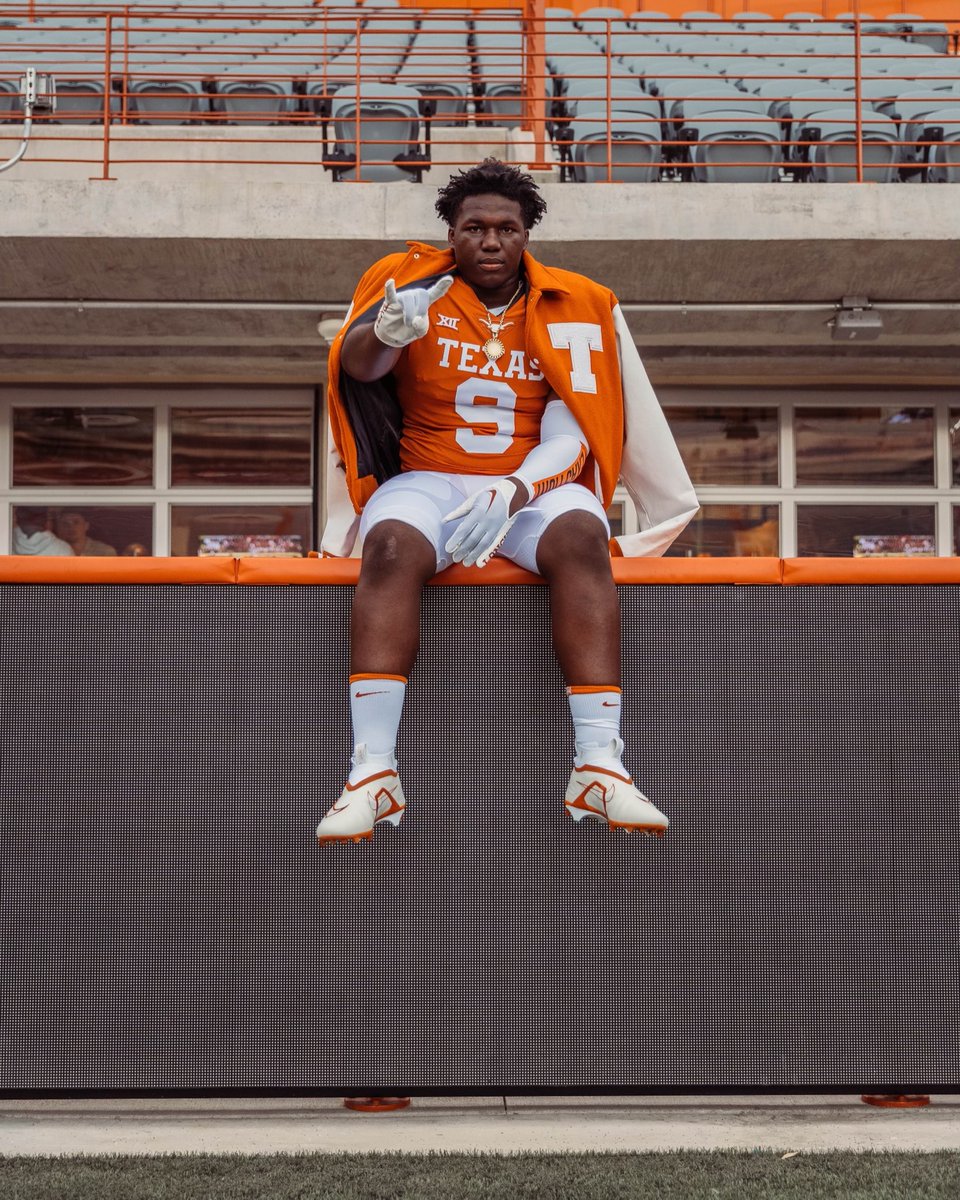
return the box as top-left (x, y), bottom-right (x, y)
top-left (610, 304), bottom-right (699, 557)
top-left (320, 416), bottom-right (362, 558)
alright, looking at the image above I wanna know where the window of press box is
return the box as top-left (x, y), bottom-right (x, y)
top-left (606, 500), bottom-right (625, 540)
top-left (665, 504), bottom-right (780, 557)
top-left (12, 505), bottom-right (153, 557)
top-left (797, 504), bottom-right (937, 558)
top-left (661, 405), bottom-right (779, 486)
top-left (170, 505), bottom-right (312, 557)
top-left (170, 407), bottom-right (313, 487)
top-left (955, 507), bottom-right (960, 556)
top-left (12, 407), bottom-right (154, 487)
top-left (951, 409), bottom-right (960, 486)
top-left (794, 406), bottom-right (935, 487)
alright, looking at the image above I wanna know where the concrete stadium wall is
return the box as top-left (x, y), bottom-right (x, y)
top-left (1, 176), bottom-right (959, 386)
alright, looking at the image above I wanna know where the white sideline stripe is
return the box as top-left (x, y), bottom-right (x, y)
top-left (0, 1096), bottom-right (958, 1156)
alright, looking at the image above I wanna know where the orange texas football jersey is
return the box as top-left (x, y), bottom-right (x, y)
top-left (390, 275), bottom-right (552, 477)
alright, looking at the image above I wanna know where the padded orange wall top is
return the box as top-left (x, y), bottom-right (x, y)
top-left (1, 556), bottom-right (959, 585)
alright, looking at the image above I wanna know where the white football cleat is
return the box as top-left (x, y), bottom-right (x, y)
top-left (565, 742), bottom-right (668, 837)
top-left (317, 749), bottom-right (406, 845)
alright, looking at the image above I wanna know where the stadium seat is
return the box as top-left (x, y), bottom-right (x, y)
top-left (790, 101), bottom-right (899, 180)
top-left (472, 30), bottom-right (525, 128)
top-left (396, 21), bottom-right (471, 124)
top-left (667, 84), bottom-right (765, 131)
top-left (323, 82), bottom-right (429, 182)
top-left (881, 14), bottom-right (951, 55)
top-left (925, 102), bottom-right (960, 181)
top-left (569, 112), bottom-right (662, 181)
top-left (892, 91), bottom-right (960, 171)
top-left (0, 77), bottom-right (22, 120)
top-left (575, 90), bottom-right (662, 123)
top-left (681, 109), bottom-right (782, 180)
top-left (125, 70), bottom-right (208, 124)
top-left (3, 47), bottom-right (120, 124)
top-left (209, 60), bottom-right (298, 124)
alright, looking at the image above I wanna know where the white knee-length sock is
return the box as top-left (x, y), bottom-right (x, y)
top-left (567, 685), bottom-right (623, 766)
top-left (348, 674), bottom-right (406, 783)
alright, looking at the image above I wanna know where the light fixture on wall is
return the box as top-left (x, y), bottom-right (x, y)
top-left (317, 315), bottom-right (346, 345)
top-left (829, 296), bottom-right (884, 342)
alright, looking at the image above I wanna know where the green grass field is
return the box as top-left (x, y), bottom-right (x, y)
top-left (1, 1151), bottom-right (958, 1200)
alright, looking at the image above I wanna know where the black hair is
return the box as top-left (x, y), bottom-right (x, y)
top-left (435, 159), bottom-right (547, 230)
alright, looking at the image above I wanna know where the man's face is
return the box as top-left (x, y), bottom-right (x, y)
top-left (57, 513), bottom-right (88, 541)
top-left (447, 194), bottom-right (529, 294)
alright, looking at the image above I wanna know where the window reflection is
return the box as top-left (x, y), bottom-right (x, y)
top-left (13, 408), bottom-right (154, 487)
top-left (663, 406), bottom-right (778, 486)
top-left (795, 406), bottom-right (934, 487)
top-left (170, 505), bottom-right (312, 557)
top-left (171, 408), bottom-right (312, 487)
top-left (797, 505), bottom-right (936, 557)
top-left (12, 505), bottom-right (153, 557)
top-left (950, 409), bottom-right (960, 486)
top-left (666, 504), bottom-right (780, 557)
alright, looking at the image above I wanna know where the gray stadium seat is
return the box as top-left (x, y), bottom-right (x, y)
top-left (473, 31), bottom-right (525, 128)
top-left (792, 102), bottom-right (900, 180)
top-left (577, 7), bottom-right (629, 44)
top-left (892, 91), bottom-right (960, 169)
top-left (3, 47), bottom-right (120, 124)
top-left (925, 103), bottom-right (960, 180)
top-left (877, 14), bottom-right (951, 55)
top-left (304, 21), bottom-right (414, 114)
top-left (570, 90), bottom-right (661, 120)
top-left (681, 109), bottom-right (782, 180)
top-left (396, 54), bottom-right (471, 123)
top-left (667, 84), bottom-right (764, 130)
top-left (395, 21), bottom-right (472, 123)
top-left (323, 82), bottom-right (429, 182)
top-left (125, 68), bottom-right (208, 124)
top-left (209, 59), bottom-right (298, 123)
top-left (570, 110), bottom-right (661, 181)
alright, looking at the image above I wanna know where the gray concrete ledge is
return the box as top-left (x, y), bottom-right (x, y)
top-left (1, 1095), bottom-right (958, 1156)
top-left (3, 179), bottom-right (960, 305)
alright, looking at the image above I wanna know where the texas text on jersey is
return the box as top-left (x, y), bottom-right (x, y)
top-left (391, 275), bottom-right (552, 477)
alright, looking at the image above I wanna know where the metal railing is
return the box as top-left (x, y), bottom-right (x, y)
top-left (1, 5), bottom-right (958, 182)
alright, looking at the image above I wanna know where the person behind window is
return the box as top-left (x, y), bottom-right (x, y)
top-left (121, 542), bottom-right (149, 557)
top-left (55, 511), bottom-right (117, 557)
top-left (13, 507), bottom-right (73, 556)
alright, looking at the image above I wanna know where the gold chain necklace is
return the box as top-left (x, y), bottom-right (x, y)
top-left (478, 280), bottom-right (524, 363)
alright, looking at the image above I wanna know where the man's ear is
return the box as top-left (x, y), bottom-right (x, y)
top-left (523, 228), bottom-right (530, 248)
top-left (447, 225), bottom-right (455, 245)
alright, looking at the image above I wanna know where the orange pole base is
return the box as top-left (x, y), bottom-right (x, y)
top-left (860, 1094), bottom-right (931, 1108)
top-left (344, 1096), bottom-right (412, 1112)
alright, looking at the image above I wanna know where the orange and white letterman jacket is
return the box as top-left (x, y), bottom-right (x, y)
top-left (322, 241), bottom-right (699, 558)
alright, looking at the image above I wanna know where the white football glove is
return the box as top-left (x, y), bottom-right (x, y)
top-left (443, 479), bottom-right (521, 569)
top-left (373, 276), bottom-right (454, 349)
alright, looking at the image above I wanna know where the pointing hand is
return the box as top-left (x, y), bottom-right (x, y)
top-left (374, 275), bottom-right (454, 348)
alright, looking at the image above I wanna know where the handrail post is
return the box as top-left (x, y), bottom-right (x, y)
top-left (354, 15), bottom-right (361, 182)
top-left (522, 0), bottom-right (550, 171)
top-left (97, 12), bottom-right (116, 180)
top-left (605, 18), bottom-right (612, 182)
top-left (853, 11), bottom-right (864, 182)
top-left (121, 4), bottom-right (130, 124)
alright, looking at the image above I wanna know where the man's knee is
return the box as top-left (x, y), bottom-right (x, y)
top-left (360, 520), bottom-right (436, 584)
top-left (536, 511), bottom-right (612, 579)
